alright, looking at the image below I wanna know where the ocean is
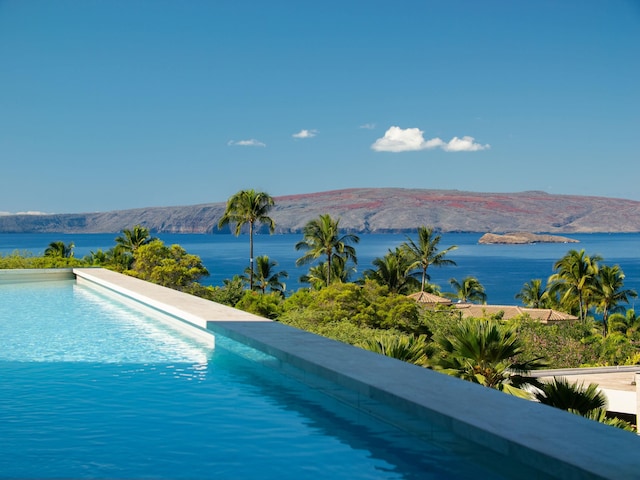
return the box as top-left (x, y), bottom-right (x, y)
top-left (1, 232), bottom-right (639, 307)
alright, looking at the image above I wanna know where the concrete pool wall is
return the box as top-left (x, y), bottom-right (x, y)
top-left (4, 268), bottom-right (639, 479)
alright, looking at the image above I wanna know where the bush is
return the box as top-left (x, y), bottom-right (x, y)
top-left (279, 280), bottom-right (423, 334)
top-left (512, 318), bottom-right (601, 368)
top-left (235, 291), bottom-right (284, 319)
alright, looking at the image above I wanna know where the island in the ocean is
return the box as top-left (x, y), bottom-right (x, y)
top-left (478, 232), bottom-right (579, 245)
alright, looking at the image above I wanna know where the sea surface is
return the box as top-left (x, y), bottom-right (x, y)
top-left (1, 232), bottom-right (639, 307)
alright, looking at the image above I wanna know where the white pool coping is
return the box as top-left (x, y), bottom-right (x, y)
top-left (5, 268), bottom-right (640, 479)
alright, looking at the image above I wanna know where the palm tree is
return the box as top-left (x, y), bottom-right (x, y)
top-left (245, 255), bottom-right (288, 295)
top-left (218, 190), bottom-right (275, 290)
top-left (357, 334), bottom-right (433, 367)
top-left (44, 241), bottom-right (74, 258)
top-left (446, 276), bottom-right (487, 304)
top-left (432, 318), bottom-right (544, 397)
top-left (299, 258), bottom-right (355, 290)
top-left (295, 214), bottom-right (359, 287)
top-left (592, 264), bottom-right (637, 336)
top-left (515, 279), bottom-right (548, 308)
top-left (532, 377), bottom-right (634, 431)
top-left (115, 225), bottom-right (152, 253)
top-left (533, 377), bottom-right (606, 416)
top-left (548, 249), bottom-right (602, 322)
top-left (401, 226), bottom-right (457, 292)
top-left (363, 248), bottom-right (420, 294)
top-left (609, 308), bottom-right (640, 336)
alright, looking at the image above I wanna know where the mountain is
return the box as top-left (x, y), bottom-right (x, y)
top-left (2, 188), bottom-right (640, 234)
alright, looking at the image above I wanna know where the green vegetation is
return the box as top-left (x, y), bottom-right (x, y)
top-left (295, 214), bottom-right (359, 287)
top-left (362, 247), bottom-right (420, 295)
top-left (516, 249), bottom-right (638, 336)
top-left (2, 190), bottom-right (639, 431)
top-left (445, 276), bottom-right (487, 304)
top-left (534, 377), bottom-right (634, 431)
top-left (400, 226), bottom-right (457, 292)
top-left (218, 189), bottom-right (275, 291)
top-left (243, 255), bottom-right (287, 295)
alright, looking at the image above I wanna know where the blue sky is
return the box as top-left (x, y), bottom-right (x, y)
top-left (1, 0), bottom-right (638, 214)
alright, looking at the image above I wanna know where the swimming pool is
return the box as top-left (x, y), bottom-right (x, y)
top-left (0, 273), bottom-right (557, 479)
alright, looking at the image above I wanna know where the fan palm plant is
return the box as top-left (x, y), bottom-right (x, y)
top-left (534, 377), bottom-right (606, 416)
top-left (358, 334), bottom-right (433, 367)
top-left (432, 318), bottom-right (544, 397)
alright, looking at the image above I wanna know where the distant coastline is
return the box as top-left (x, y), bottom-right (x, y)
top-left (1, 188), bottom-right (640, 234)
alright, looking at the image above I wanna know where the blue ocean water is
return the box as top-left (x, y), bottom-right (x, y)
top-left (1, 232), bottom-right (639, 306)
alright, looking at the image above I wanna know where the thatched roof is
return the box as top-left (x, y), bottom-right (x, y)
top-left (453, 304), bottom-right (577, 324)
top-left (407, 291), bottom-right (453, 305)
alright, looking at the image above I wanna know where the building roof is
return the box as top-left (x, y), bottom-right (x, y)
top-left (407, 292), bottom-right (578, 323)
top-left (453, 303), bottom-right (578, 323)
top-left (407, 291), bottom-right (453, 305)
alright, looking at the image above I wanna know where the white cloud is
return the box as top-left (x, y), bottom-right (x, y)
top-left (227, 139), bottom-right (266, 147)
top-left (442, 136), bottom-right (490, 152)
top-left (359, 123), bottom-right (376, 129)
top-left (292, 129), bottom-right (317, 139)
top-left (371, 126), bottom-right (432, 152)
top-left (371, 126), bottom-right (490, 153)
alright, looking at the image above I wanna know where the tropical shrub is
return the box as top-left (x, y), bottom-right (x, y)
top-left (534, 377), bottom-right (635, 431)
top-left (235, 291), bottom-right (284, 319)
top-left (430, 318), bottom-right (545, 398)
top-left (197, 276), bottom-right (245, 306)
top-left (279, 280), bottom-right (423, 334)
top-left (126, 239), bottom-right (209, 291)
top-left (357, 334), bottom-right (433, 366)
top-left (511, 318), bottom-right (600, 368)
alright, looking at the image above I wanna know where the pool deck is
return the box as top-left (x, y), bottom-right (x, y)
top-left (68, 268), bottom-right (640, 479)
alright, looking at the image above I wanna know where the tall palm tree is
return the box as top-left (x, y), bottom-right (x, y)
top-left (515, 279), bottom-right (548, 308)
top-left (446, 276), bottom-right (487, 304)
top-left (295, 214), bottom-right (359, 287)
top-left (44, 241), bottom-right (74, 258)
top-left (245, 255), bottom-right (288, 295)
top-left (548, 249), bottom-right (602, 322)
top-left (401, 226), bottom-right (457, 292)
top-left (218, 190), bottom-right (275, 290)
top-left (363, 247), bottom-right (420, 294)
top-left (115, 225), bottom-right (152, 253)
top-left (592, 264), bottom-right (637, 336)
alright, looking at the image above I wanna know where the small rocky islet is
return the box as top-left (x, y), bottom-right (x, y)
top-left (478, 232), bottom-right (579, 245)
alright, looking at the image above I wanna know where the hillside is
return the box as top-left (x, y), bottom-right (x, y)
top-left (2, 188), bottom-right (640, 234)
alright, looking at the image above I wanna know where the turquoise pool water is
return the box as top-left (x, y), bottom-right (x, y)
top-left (0, 280), bottom-right (551, 479)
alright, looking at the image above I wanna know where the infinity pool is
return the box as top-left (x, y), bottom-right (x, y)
top-left (0, 278), bottom-right (552, 479)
